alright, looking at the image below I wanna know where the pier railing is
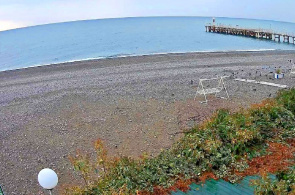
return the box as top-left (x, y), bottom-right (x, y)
top-left (205, 24), bottom-right (295, 44)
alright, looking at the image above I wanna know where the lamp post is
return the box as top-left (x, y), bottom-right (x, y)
top-left (38, 168), bottom-right (58, 195)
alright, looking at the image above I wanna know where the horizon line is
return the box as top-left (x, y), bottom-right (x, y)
top-left (1, 15), bottom-right (295, 33)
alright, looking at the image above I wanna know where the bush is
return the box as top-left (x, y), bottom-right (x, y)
top-left (249, 100), bottom-right (295, 139)
top-left (276, 88), bottom-right (295, 115)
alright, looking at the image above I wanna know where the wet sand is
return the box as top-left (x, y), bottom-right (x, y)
top-left (1, 51), bottom-right (295, 194)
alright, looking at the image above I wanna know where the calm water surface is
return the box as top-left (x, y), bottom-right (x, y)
top-left (1, 17), bottom-right (295, 71)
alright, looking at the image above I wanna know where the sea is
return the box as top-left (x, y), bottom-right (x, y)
top-left (1, 16), bottom-right (295, 71)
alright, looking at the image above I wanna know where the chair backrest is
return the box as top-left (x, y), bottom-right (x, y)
top-left (197, 76), bottom-right (228, 94)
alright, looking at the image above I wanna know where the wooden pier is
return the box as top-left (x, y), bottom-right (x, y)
top-left (205, 25), bottom-right (295, 44)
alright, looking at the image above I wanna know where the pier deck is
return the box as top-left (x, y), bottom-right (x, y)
top-left (205, 25), bottom-right (295, 44)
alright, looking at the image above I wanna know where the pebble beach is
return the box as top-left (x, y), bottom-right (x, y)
top-left (1, 50), bottom-right (295, 194)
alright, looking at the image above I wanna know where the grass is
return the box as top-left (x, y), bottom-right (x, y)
top-left (63, 89), bottom-right (295, 195)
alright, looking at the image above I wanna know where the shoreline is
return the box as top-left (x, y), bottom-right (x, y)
top-left (1, 49), bottom-right (292, 74)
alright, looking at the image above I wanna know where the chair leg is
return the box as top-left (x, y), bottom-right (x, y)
top-left (194, 91), bottom-right (198, 101)
top-left (195, 81), bottom-right (202, 101)
top-left (215, 79), bottom-right (227, 100)
top-left (215, 91), bottom-right (219, 97)
top-left (199, 93), bottom-right (208, 104)
top-left (204, 93), bottom-right (208, 104)
top-left (223, 84), bottom-right (230, 99)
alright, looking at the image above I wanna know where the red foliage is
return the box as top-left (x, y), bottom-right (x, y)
top-left (287, 138), bottom-right (295, 148)
top-left (250, 99), bottom-right (276, 110)
top-left (137, 179), bottom-right (194, 195)
top-left (199, 172), bottom-right (218, 183)
top-left (137, 172), bottom-right (218, 195)
top-left (236, 141), bottom-right (295, 177)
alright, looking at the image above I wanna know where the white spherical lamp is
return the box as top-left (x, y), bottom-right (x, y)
top-left (38, 168), bottom-right (58, 190)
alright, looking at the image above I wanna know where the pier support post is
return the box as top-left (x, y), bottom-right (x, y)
top-left (274, 34), bottom-right (280, 42)
top-left (283, 35), bottom-right (290, 43)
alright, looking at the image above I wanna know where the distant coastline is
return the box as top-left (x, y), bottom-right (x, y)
top-left (1, 16), bottom-right (295, 33)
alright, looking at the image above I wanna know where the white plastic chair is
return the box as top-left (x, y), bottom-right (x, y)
top-left (194, 76), bottom-right (230, 104)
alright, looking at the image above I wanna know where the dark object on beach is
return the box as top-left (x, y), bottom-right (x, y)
top-left (0, 185), bottom-right (4, 195)
top-left (191, 80), bottom-right (193, 85)
top-left (172, 93), bottom-right (175, 96)
top-left (269, 93), bottom-right (272, 97)
top-left (253, 88), bottom-right (257, 91)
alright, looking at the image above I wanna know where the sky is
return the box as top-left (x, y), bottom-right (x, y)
top-left (1, 0), bottom-right (295, 31)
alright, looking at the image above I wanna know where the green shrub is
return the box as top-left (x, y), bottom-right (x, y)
top-left (250, 102), bottom-right (295, 139)
top-left (276, 88), bottom-right (295, 115)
